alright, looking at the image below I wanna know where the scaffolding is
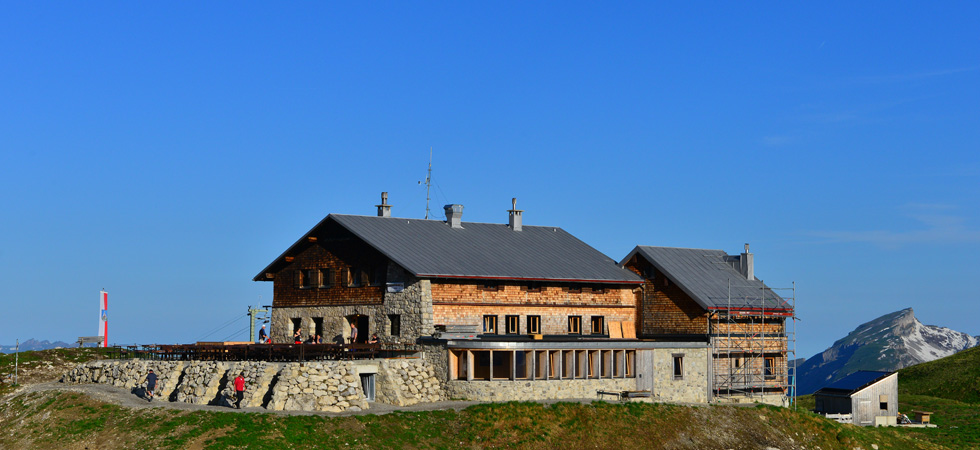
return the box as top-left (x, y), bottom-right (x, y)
top-left (710, 281), bottom-right (796, 405)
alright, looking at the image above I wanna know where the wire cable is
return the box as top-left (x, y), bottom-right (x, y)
top-left (220, 325), bottom-right (250, 343)
top-left (197, 313), bottom-right (248, 341)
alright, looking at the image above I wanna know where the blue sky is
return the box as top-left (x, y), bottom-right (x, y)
top-left (1, 2), bottom-right (977, 359)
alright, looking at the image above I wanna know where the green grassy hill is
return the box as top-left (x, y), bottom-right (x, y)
top-left (899, 345), bottom-right (980, 404)
top-left (0, 390), bottom-right (947, 450)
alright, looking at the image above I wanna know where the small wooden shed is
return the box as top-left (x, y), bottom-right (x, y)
top-left (813, 371), bottom-right (898, 427)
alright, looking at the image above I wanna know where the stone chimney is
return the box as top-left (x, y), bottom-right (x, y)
top-left (507, 198), bottom-right (523, 231)
top-left (740, 243), bottom-right (754, 280)
top-left (444, 204), bottom-right (463, 228)
top-left (376, 192), bottom-right (392, 217)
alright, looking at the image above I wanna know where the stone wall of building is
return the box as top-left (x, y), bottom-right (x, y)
top-left (649, 348), bottom-right (709, 404)
top-left (380, 268), bottom-right (434, 342)
top-left (443, 378), bottom-right (636, 402)
top-left (375, 359), bottom-right (442, 406)
top-left (272, 305), bottom-right (391, 345)
top-left (269, 267), bottom-right (434, 344)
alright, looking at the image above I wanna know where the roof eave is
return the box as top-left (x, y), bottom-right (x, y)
top-left (419, 274), bottom-right (644, 284)
top-left (251, 214), bottom-right (338, 282)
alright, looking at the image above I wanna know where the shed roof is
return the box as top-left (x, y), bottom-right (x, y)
top-left (255, 214), bottom-right (643, 284)
top-left (816, 370), bottom-right (895, 396)
top-left (620, 246), bottom-right (790, 311)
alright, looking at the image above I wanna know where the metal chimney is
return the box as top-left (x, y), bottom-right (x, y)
top-left (740, 243), bottom-right (754, 280)
top-left (444, 204), bottom-right (463, 228)
top-left (376, 192), bottom-right (392, 218)
top-left (508, 198), bottom-right (523, 231)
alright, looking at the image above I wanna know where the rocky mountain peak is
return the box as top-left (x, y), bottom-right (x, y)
top-left (796, 308), bottom-right (978, 395)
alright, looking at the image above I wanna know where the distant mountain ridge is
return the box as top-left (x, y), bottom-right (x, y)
top-left (796, 308), bottom-right (979, 395)
top-left (0, 338), bottom-right (73, 353)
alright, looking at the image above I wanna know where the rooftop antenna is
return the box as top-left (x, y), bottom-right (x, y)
top-left (419, 148), bottom-right (432, 219)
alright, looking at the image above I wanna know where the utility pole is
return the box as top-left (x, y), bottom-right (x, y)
top-left (14, 339), bottom-right (18, 386)
top-left (248, 305), bottom-right (270, 342)
top-left (424, 148), bottom-right (432, 219)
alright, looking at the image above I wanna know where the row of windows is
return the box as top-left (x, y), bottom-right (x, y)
top-left (296, 267), bottom-right (385, 289)
top-left (482, 315), bottom-right (605, 335)
top-left (480, 282), bottom-right (606, 294)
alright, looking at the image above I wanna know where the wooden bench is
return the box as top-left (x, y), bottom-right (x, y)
top-left (597, 390), bottom-right (651, 402)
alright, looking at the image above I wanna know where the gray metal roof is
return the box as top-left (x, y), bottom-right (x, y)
top-left (818, 371), bottom-right (895, 394)
top-left (256, 214), bottom-right (643, 284)
top-left (621, 246), bottom-right (790, 311)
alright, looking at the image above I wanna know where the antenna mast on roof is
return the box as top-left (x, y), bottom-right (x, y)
top-left (423, 148), bottom-right (432, 219)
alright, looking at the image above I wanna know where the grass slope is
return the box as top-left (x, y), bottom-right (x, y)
top-left (2, 346), bottom-right (977, 449)
top-left (0, 391), bottom-right (945, 450)
top-left (899, 345), bottom-right (980, 404)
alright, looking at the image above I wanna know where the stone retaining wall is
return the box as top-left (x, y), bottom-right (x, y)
top-left (268, 362), bottom-right (369, 412)
top-left (375, 359), bottom-right (442, 406)
top-left (61, 358), bottom-right (442, 412)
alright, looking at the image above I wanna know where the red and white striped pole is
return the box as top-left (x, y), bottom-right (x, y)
top-left (99, 290), bottom-right (108, 348)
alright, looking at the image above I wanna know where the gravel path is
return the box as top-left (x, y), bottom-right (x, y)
top-left (9, 379), bottom-right (741, 417)
top-left (11, 382), bottom-right (608, 416)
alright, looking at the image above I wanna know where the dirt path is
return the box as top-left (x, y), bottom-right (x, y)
top-left (12, 381), bottom-right (491, 416)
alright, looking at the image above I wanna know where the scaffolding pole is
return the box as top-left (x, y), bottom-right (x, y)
top-left (711, 280), bottom-right (795, 405)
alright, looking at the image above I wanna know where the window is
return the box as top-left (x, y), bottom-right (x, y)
top-left (566, 286), bottom-right (582, 294)
top-left (318, 268), bottom-right (333, 288)
top-left (483, 315), bottom-right (498, 334)
top-left (879, 394), bottom-right (888, 410)
top-left (591, 285), bottom-right (605, 294)
top-left (673, 354), bottom-right (684, 380)
top-left (297, 270), bottom-right (314, 289)
top-left (524, 282), bottom-right (542, 293)
top-left (527, 315), bottom-right (541, 334)
top-left (370, 266), bottom-right (385, 286)
top-left (347, 267), bottom-right (361, 287)
top-left (480, 282), bottom-right (499, 292)
top-left (764, 357), bottom-right (776, 380)
top-left (568, 316), bottom-right (582, 334)
top-left (313, 317), bottom-right (324, 339)
top-left (291, 318), bottom-right (302, 341)
top-left (389, 314), bottom-right (401, 337)
top-left (590, 316), bottom-right (605, 335)
top-left (505, 315), bottom-right (520, 334)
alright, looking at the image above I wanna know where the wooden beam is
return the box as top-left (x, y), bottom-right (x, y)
top-left (307, 236), bottom-right (317, 242)
top-left (284, 256), bottom-right (294, 262)
top-left (265, 273), bottom-right (275, 279)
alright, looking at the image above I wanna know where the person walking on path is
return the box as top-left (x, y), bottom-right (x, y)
top-left (233, 373), bottom-right (246, 409)
top-left (144, 369), bottom-right (158, 402)
top-left (258, 325), bottom-right (267, 343)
